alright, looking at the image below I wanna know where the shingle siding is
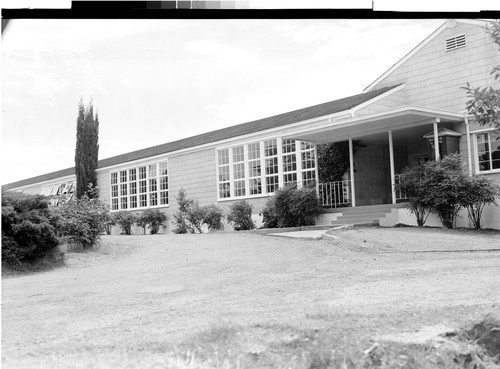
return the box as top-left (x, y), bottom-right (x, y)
top-left (370, 22), bottom-right (499, 112)
top-left (355, 89), bottom-right (407, 116)
top-left (169, 148), bottom-right (218, 208)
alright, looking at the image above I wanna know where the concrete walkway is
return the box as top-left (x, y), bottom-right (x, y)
top-left (268, 230), bottom-right (329, 239)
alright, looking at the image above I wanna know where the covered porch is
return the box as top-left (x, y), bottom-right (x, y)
top-left (287, 106), bottom-right (471, 209)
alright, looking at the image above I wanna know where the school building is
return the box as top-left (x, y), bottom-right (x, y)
top-left (3, 19), bottom-right (500, 231)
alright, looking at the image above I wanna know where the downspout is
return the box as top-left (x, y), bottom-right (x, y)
top-left (464, 116), bottom-right (472, 176)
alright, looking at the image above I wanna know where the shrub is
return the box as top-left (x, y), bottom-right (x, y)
top-left (173, 189), bottom-right (225, 233)
top-left (260, 196), bottom-right (279, 228)
top-left (104, 218), bottom-right (115, 235)
top-left (173, 188), bottom-right (195, 234)
top-left (137, 209), bottom-right (168, 235)
top-left (395, 161), bottom-right (432, 227)
top-left (203, 204), bottom-right (225, 232)
top-left (459, 175), bottom-right (499, 229)
top-left (227, 200), bottom-right (255, 231)
top-left (396, 154), bottom-right (500, 229)
top-left (261, 185), bottom-right (322, 228)
top-left (57, 190), bottom-right (111, 250)
top-left (2, 192), bottom-right (60, 265)
top-left (112, 211), bottom-right (136, 235)
top-left (424, 154), bottom-right (465, 229)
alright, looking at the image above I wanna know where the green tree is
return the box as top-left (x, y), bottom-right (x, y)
top-left (75, 99), bottom-right (99, 199)
top-left (463, 20), bottom-right (500, 133)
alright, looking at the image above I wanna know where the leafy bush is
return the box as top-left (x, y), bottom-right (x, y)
top-left (202, 204), bottom-right (225, 232)
top-left (112, 211), bottom-right (136, 235)
top-left (396, 154), bottom-right (500, 229)
top-left (227, 200), bottom-right (255, 231)
top-left (57, 190), bottom-right (110, 249)
top-left (395, 161), bottom-right (432, 227)
top-left (136, 209), bottom-right (168, 235)
top-left (173, 189), bottom-right (224, 233)
top-left (260, 185), bottom-right (322, 228)
top-left (459, 175), bottom-right (499, 229)
top-left (2, 192), bottom-right (61, 265)
top-left (260, 197), bottom-right (279, 228)
top-left (424, 154), bottom-right (466, 229)
top-left (173, 189), bottom-right (195, 234)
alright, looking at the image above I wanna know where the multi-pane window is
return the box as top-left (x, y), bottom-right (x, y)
top-left (216, 138), bottom-right (317, 200)
top-left (217, 149), bottom-right (230, 198)
top-left (233, 145), bottom-right (245, 197)
top-left (282, 139), bottom-right (297, 187)
top-left (110, 160), bottom-right (168, 211)
top-left (248, 143), bottom-right (261, 195)
top-left (476, 132), bottom-right (500, 172)
top-left (159, 161), bottom-right (169, 205)
top-left (301, 141), bottom-right (316, 187)
top-left (264, 139), bottom-right (279, 193)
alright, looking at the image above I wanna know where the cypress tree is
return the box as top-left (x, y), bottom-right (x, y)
top-left (75, 99), bottom-right (99, 199)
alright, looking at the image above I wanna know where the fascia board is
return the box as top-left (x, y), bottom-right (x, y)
top-left (7, 174), bottom-right (76, 192)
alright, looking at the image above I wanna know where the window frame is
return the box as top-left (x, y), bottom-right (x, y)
top-left (109, 160), bottom-right (169, 212)
top-left (474, 130), bottom-right (500, 174)
top-left (215, 137), bottom-right (317, 202)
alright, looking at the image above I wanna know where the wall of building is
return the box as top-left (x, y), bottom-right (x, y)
top-left (354, 88), bottom-right (407, 117)
top-left (353, 143), bottom-right (391, 206)
top-left (371, 21), bottom-right (499, 112)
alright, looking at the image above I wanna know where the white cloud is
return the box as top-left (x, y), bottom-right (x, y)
top-left (185, 39), bottom-right (276, 71)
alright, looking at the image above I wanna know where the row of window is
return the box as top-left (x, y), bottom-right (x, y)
top-left (110, 161), bottom-right (168, 211)
top-left (216, 138), bottom-right (317, 200)
top-left (105, 133), bottom-right (497, 211)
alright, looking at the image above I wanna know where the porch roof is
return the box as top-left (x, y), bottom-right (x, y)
top-left (285, 105), bottom-right (467, 144)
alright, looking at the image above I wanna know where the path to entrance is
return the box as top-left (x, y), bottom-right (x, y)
top-left (2, 229), bottom-right (500, 368)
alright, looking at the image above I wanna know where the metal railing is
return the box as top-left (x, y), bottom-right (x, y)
top-left (394, 174), bottom-right (408, 201)
top-left (319, 180), bottom-right (352, 208)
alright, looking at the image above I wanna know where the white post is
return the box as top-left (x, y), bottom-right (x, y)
top-left (388, 130), bottom-right (396, 204)
top-left (349, 138), bottom-right (356, 207)
top-left (465, 117), bottom-right (472, 175)
top-left (314, 144), bottom-right (320, 196)
top-left (433, 119), bottom-right (440, 161)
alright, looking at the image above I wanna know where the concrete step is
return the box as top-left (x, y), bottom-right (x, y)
top-left (331, 217), bottom-right (382, 225)
top-left (341, 207), bottom-right (394, 215)
top-left (336, 212), bottom-right (390, 220)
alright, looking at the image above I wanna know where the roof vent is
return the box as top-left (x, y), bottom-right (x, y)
top-left (445, 34), bottom-right (466, 51)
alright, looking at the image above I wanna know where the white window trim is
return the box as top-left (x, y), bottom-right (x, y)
top-left (473, 131), bottom-right (500, 175)
top-left (215, 137), bottom-right (318, 202)
top-left (110, 160), bottom-right (170, 212)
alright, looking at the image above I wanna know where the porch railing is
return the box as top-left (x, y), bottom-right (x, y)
top-left (319, 180), bottom-right (352, 208)
top-left (394, 174), bottom-right (408, 201)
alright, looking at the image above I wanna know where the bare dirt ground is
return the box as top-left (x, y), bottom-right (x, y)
top-left (2, 228), bottom-right (500, 368)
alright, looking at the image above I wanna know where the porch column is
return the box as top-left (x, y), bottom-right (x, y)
top-left (349, 138), bottom-right (356, 207)
top-left (465, 116), bottom-right (472, 175)
top-left (388, 130), bottom-right (396, 204)
top-left (433, 118), bottom-right (440, 161)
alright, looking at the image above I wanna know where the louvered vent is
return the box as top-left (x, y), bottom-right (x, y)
top-left (445, 34), bottom-right (466, 51)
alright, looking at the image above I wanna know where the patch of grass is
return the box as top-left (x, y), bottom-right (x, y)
top-left (165, 310), bottom-right (499, 369)
top-left (2, 246), bottom-right (65, 277)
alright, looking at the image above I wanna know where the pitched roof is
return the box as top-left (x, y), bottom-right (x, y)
top-left (3, 85), bottom-right (399, 191)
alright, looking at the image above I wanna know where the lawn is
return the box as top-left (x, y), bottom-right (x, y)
top-left (2, 227), bottom-right (500, 368)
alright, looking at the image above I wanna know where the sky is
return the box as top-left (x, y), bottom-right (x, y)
top-left (1, 17), bottom-right (448, 185)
